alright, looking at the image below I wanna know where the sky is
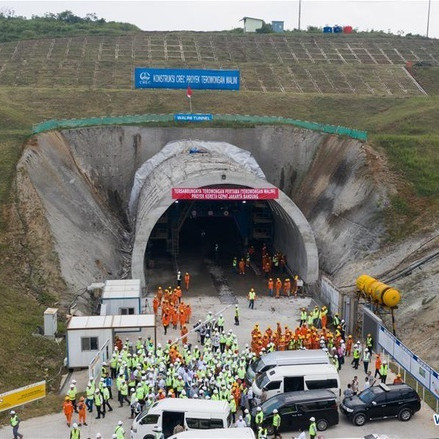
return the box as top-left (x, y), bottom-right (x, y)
top-left (1, 0), bottom-right (438, 38)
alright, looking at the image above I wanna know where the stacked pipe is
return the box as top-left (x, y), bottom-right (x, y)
top-left (356, 275), bottom-right (401, 308)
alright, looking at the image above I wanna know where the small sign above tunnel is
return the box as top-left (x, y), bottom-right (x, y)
top-left (172, 187), bottom-right (279, 200)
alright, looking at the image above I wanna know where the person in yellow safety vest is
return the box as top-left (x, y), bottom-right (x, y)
top-left (9, 410), bottom-right (23, 439)
top-left (352, 345), bottom-right (360, 369)
top-left (229, 397), bottom-right (237, 423)
top-left (234, 304), bottom-right (240, 326)
top-left (312, 306), bottom-right (320, 328)
top-left (272, 409), bottom-right (281, 438)
top-left (300, 308), bottom-right (307, 326)
top-left (255, 406), bottom-right (264, 427)
top-left (306, 310), bottom-right (314, 327)
top-left (308, 416), bottom-right (317, 439)
top-left (115, 420), bottom-right (125, 439)
top-left (70, 422), bottom-right (80, 439)
top-left (244, 408), bottom-right (252, 427)
top-left (257, 426), bottom-right (268, 439)
top-left (366, 333), bottom-right (373, 349)
top-left (379, 360), bottom-right (389, 384)
top-left (68, 383), bottom-right (78, 412)
top-left (248, 288), bottom-right (256, 309)
top-left (94, 389), bottom-right (105, 419)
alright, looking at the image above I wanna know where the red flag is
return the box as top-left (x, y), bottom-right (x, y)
top-left (186, 85), bottom-right (192, 99)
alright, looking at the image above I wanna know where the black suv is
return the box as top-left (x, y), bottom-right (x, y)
top-left (251, 389), bottom-right (339, 434)
top-left (340, 383), bottom-right (421, 426)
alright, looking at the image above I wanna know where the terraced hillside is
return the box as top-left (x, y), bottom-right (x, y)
top-left (0, 32), bottom-right (436, 95)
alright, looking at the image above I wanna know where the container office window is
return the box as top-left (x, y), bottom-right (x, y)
top-left (120, 307), bottom-right (135, 315)
top-left (81, 336), bottom-right (98, 351)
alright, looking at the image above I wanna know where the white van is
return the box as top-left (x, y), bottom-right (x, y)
top-left (169, 427), bottom-right (256, 438)
top-left (252, 363), bottom-right (340, 404)
top-left (246, 349), bottom-right (330, 383)
top-left (130, 398), bottom-right (231, 439)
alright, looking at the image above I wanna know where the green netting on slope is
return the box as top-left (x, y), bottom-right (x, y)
top-left (32, 113), bottom-right (367, 141)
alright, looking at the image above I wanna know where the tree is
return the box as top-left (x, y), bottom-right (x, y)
top-left (256, 22), bottom-right (273, 33)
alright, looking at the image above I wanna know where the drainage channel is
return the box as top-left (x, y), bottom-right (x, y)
top-left (205, 258), bottom-right (238, 304)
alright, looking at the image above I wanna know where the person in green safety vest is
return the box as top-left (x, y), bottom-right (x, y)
top-left (257, 426), bottom-right (268, 439)
top-left (9, 410), bottom-right (23, 439)
top-left (379, 360), bottom-right (389, 384)
top-left (300, 308), bottom-right (307, 326)
top-left (217, 314), bottom-right (224, 333)
top-left (229, 397), bottom-right (237, 423)
top-left (272, 409), bottom-right (281, 438)
top-left (255, 406), bottom-right (264, 428)
top-left (234, 304), bottom-right (240, 325)
top-left (70, 422), bottom-right (80, 439)
top-left (114, 420), bottom-right (125, 439)
top-left (352, 345), bottom-right (360, 369)
top-left (94, 390), bottom-right (105, 419)
top-left (244, 408), bottom-right (252, 427)
top-left (309, 416), bottom-right (317, 439)
top-left (248, 288), bottom-right (256, 309)
top-left (332, 313), bottom-right (340, 328)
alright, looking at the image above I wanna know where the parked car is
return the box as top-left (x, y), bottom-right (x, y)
top-left (251, 389), bottom-right (339, 434)
top-left (340, 383), bottom-right (421, 426)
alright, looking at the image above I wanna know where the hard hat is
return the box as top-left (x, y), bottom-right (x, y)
top-left (239, 415), bottom-right (243, 420)
top-left (367, 333), bottom-right (371, 336)
top-left (383, 360), bottom-right (387, 364)
top-left (72, 379), bottom-right (77, 384)
top-left (96, 434), bottom-right (102, 439)
top-left (310, 417), bottom-right (315, 421)
top-left (10, 410), bottom-right (15, 415)
top-left (118, 420), bottom-right (123, 425)
top-left (273, 409), bottom-right (278, 413)
top-left (65, 396), bottom-right (69, 400)
top-left (73, 423), bottom-right (78, 428)
top-left (131, 388), bottom-right (136, 392)
top-left (397, 373), bottom-right (401, 377)
top-left (112, 435), bottom-right (117, 439)
top-left (70, 384), bottom-right (74, 388)
top-left (245, 409), bottom-right (249, 413)
top-left (235, 304), bottom-right (239, 307)
top-left (257, 407), bottom-right (262, 411)
top-left (153, 426), bottom-right (162, 432)
top-left (95, 390), bottom-right (100, 393)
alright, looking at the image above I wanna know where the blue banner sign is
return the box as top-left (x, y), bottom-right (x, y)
top-left (174, 113), bottom-right (213, 122)
top-left (135, 68), bottom-right (240, 90)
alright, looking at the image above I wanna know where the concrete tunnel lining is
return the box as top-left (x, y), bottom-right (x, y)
top-left (131, 151), bottom-right (319, 286)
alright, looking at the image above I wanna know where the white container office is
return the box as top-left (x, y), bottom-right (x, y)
top-left (101, 279), bottom-right (142, 316)
top-left (66, 314), bottom-right (155, 368)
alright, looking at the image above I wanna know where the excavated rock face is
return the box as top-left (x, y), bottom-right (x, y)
top-left (17, 125), bottom-right (387, 295)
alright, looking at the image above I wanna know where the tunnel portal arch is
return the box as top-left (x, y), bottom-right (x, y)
top-left (131, 142), bottom-right (319, 286)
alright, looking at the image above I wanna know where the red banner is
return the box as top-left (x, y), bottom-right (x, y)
top-left (172, 188), bottom-right (279, 200)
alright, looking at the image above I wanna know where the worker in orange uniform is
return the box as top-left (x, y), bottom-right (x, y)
top-left (346, 335), bottom-right (353, 356)
top-left (63, 396), bottom-right (74, 427)
top-left (162, 312), bottom-right (170, 335)
top-left (157, 286), bottom-right (163, 302)
top-left (175, 286), bottom-right (182, 304)
top-left (238, 258), bottom-right (246, 275)
top-left (179, 309), bottom-right (186, 329)
top-left (283, 278), bottom-right (291, 297)
top-left (320, 306), bottom-right (328, 329)
top-left (181, 325), bottom-right (188, 344)
top-left (185, 304), bottom-right (191, 323)
top-left (267, 278), bottom-right (274, 297)
top-left (184, 272), bottom-right (191, 291)
top-left (275, 278), bottom-right (282, 298)
top-left (153, 296), bottom-right (159, 315)
top-left (172, 307), bottom-right (179, 330)
top-left (374, 353), bottom-right (382, 378)
top-left (77, 396), bottom-right (87, 426)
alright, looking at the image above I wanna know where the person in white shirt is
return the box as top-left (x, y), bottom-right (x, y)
top-left (363, 376), bottom-right (370, 391)
top-left (294, 428), bottom-right (306, 439)
top-left (235, 415), bottom-right (247, 428)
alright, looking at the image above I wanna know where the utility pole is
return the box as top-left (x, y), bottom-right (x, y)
top-left (298, 0), bottom-right (302, 31)
top-left (426, 0), bottom-right (432, 38)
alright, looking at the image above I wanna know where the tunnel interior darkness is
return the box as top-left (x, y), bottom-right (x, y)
top-left (147, 199), bottom-right (274, 263)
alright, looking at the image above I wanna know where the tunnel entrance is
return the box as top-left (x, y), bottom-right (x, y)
top-left (147, 199), bottom-right (275, 266)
